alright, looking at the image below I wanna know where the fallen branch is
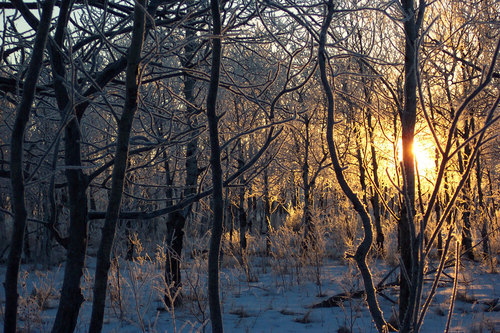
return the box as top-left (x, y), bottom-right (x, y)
top-left (310, 280), bottom-right (399, 308)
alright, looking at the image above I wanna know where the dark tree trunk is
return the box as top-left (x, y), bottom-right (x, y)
top-left (89, 2), bottom-right (146, 331)
top-left (263, 167), bottom-right (271, 253)
top-left (302, 117), bottom-right (315, 246)
top-left (457, 119), bottom-right (475, 260)
top-left (247, 188), bottom-right (255, 234)
top-left (52, 120), bottom-right (89, 333)
top-left (162, 154), bottom-right (176, 304)
top-left (367, 113), bottom-right (384, 251)
top-left (290, 172), bottom-right (298, 208)
top-left (237, 140), bottom-right (247, 252)
top-left (433, 145), bottom-right (444, 258)
top-left (45, 1), bottom-right (93, 330)
top-left (4, 2), bottom-right (54, 332)
top-left (399, 0), bottom-right (419, 329)
top-left (49, 0), bottom-right (159, 328)
top-left (125, 220), bottom-right (134, 261)
top-left (238, 191), bottom-right (247, 251)
top-left (23, 223), bottom-right (31, 262)
top-left (476, 150), bottom-right (490, 259)
top-left (355, 129), bottom-right (368, 205)
top-left (165, 211), bottom-right (186, 306)
top-left (0, 195), bottom-right (7, 261)
top-left (319, 1), bottom-right (388, 331)
top-left (206, 0), bottom-right (224, 330)
top-left (42, 138), bottom-right (61, 268)
top-left (435, 196), bottom-right (443, 258)
top-left (356, 28), bottom-right (384, 252)
top-left (163, 17), bottom-right (201, 305)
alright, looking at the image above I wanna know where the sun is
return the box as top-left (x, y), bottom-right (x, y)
top-left (396, 138), bottom-right (437, 178)
top-left (413, 140), bottom-right (436, 177)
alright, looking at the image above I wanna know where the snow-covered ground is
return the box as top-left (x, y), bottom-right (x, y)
top-left (1, 254), bottom-right (499, 332)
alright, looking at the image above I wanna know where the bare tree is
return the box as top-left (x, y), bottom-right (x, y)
top-left (89, 0), bottom-right (147, 330)
top-left (3, 1), bottom-right (55, 331)
top-left (206, 0), bottom-right (224, 330)
top-left (398, 0), bottom-right (422, 329)
top-left (318, 1), bottom-right (389, 331)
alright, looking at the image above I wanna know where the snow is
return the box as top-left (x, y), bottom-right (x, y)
top-left (1, 255), bottom-right (499, 332)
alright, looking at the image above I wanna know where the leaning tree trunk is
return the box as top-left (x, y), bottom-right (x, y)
top-left (4, 1), bottom-right (54, 332)
top-left (356, 31), bottom-right (384, 252)
top-left (206, 0), bottom-right (224, 330)
top-left (319, 1), bottom-right (388, 332)
top-left (89, 2), bottom-right (147, 332)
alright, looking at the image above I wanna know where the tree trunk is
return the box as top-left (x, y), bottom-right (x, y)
top-left (399, 0), bottom-right (419, 329)
top-left (476, 150), bottom-right (490, 259)
top-left (302, 118), bottom-right (314, 247)
top-left (52, 126), bottom-right (89, 332)
top-left (42, 138), bottom-right (61, 268)
top-left (45, 1), bottom-right (92, 330)
top-left (355, 129), bottom-right (368, 205)
top-left (238, 189), bottom-right (247, 251)
top-left (89, 2), bottom-right (146, 331)
top-left (162, 154), bottom-right (179, 306)
top-left (0, 195), bottom-right (8, 261)
top-left (48, 0), bottom-right (160, 329)
top-left (237, 140), bottom-right (247, 252)
top-left (165, 211), bottom-right (185, 306)
top-left (206, 0), bottom-right (224, 331)
top-left (367, 113), bottom-right (384, 251)
top-left (247, 188), bottom-right (255, 233)
top-left (319, 1), bottom-right (388, 331)
top-left (457, 119), bottom-right (475, 260)
top-left (4, 1), bottom-right (54, 332)
top-left (163, 17), bottom-right (201, 305)
top-left (263, 167), bottom-right (271, 253)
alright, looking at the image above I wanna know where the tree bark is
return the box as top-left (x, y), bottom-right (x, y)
top-left (164, 210), bottom-right (185, 306)
top-left (457, 119), bottom-right (475, 260)
top-left (206, 0), bottom-right (224, 330)
top-left (237, 140), bottom-right (247, 252)
top-left (302, 117), bottom-right (315, 247)
top-left (263, 166), bottom-right (271, 253)
top-left (399, 0), bottom-right (420, 330)
top-left (89, 1), bottom-right (147, 331)
top-left (4, 1), bottom-right (55, 332)
top-left (367, 113), bottom-right (384, 251)
top-left (476, 150), bottom-right (490, 259)
top-left (45, 1), bottom-right (92, 330)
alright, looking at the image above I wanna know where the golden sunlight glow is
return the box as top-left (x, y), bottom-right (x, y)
top-left (413, 140), bottom-right (436, 177)
top-left (397, 138), bottom-right (436, 178)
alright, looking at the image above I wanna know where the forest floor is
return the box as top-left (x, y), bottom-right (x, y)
top-left (0, 253), bottom-right (499, 332)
